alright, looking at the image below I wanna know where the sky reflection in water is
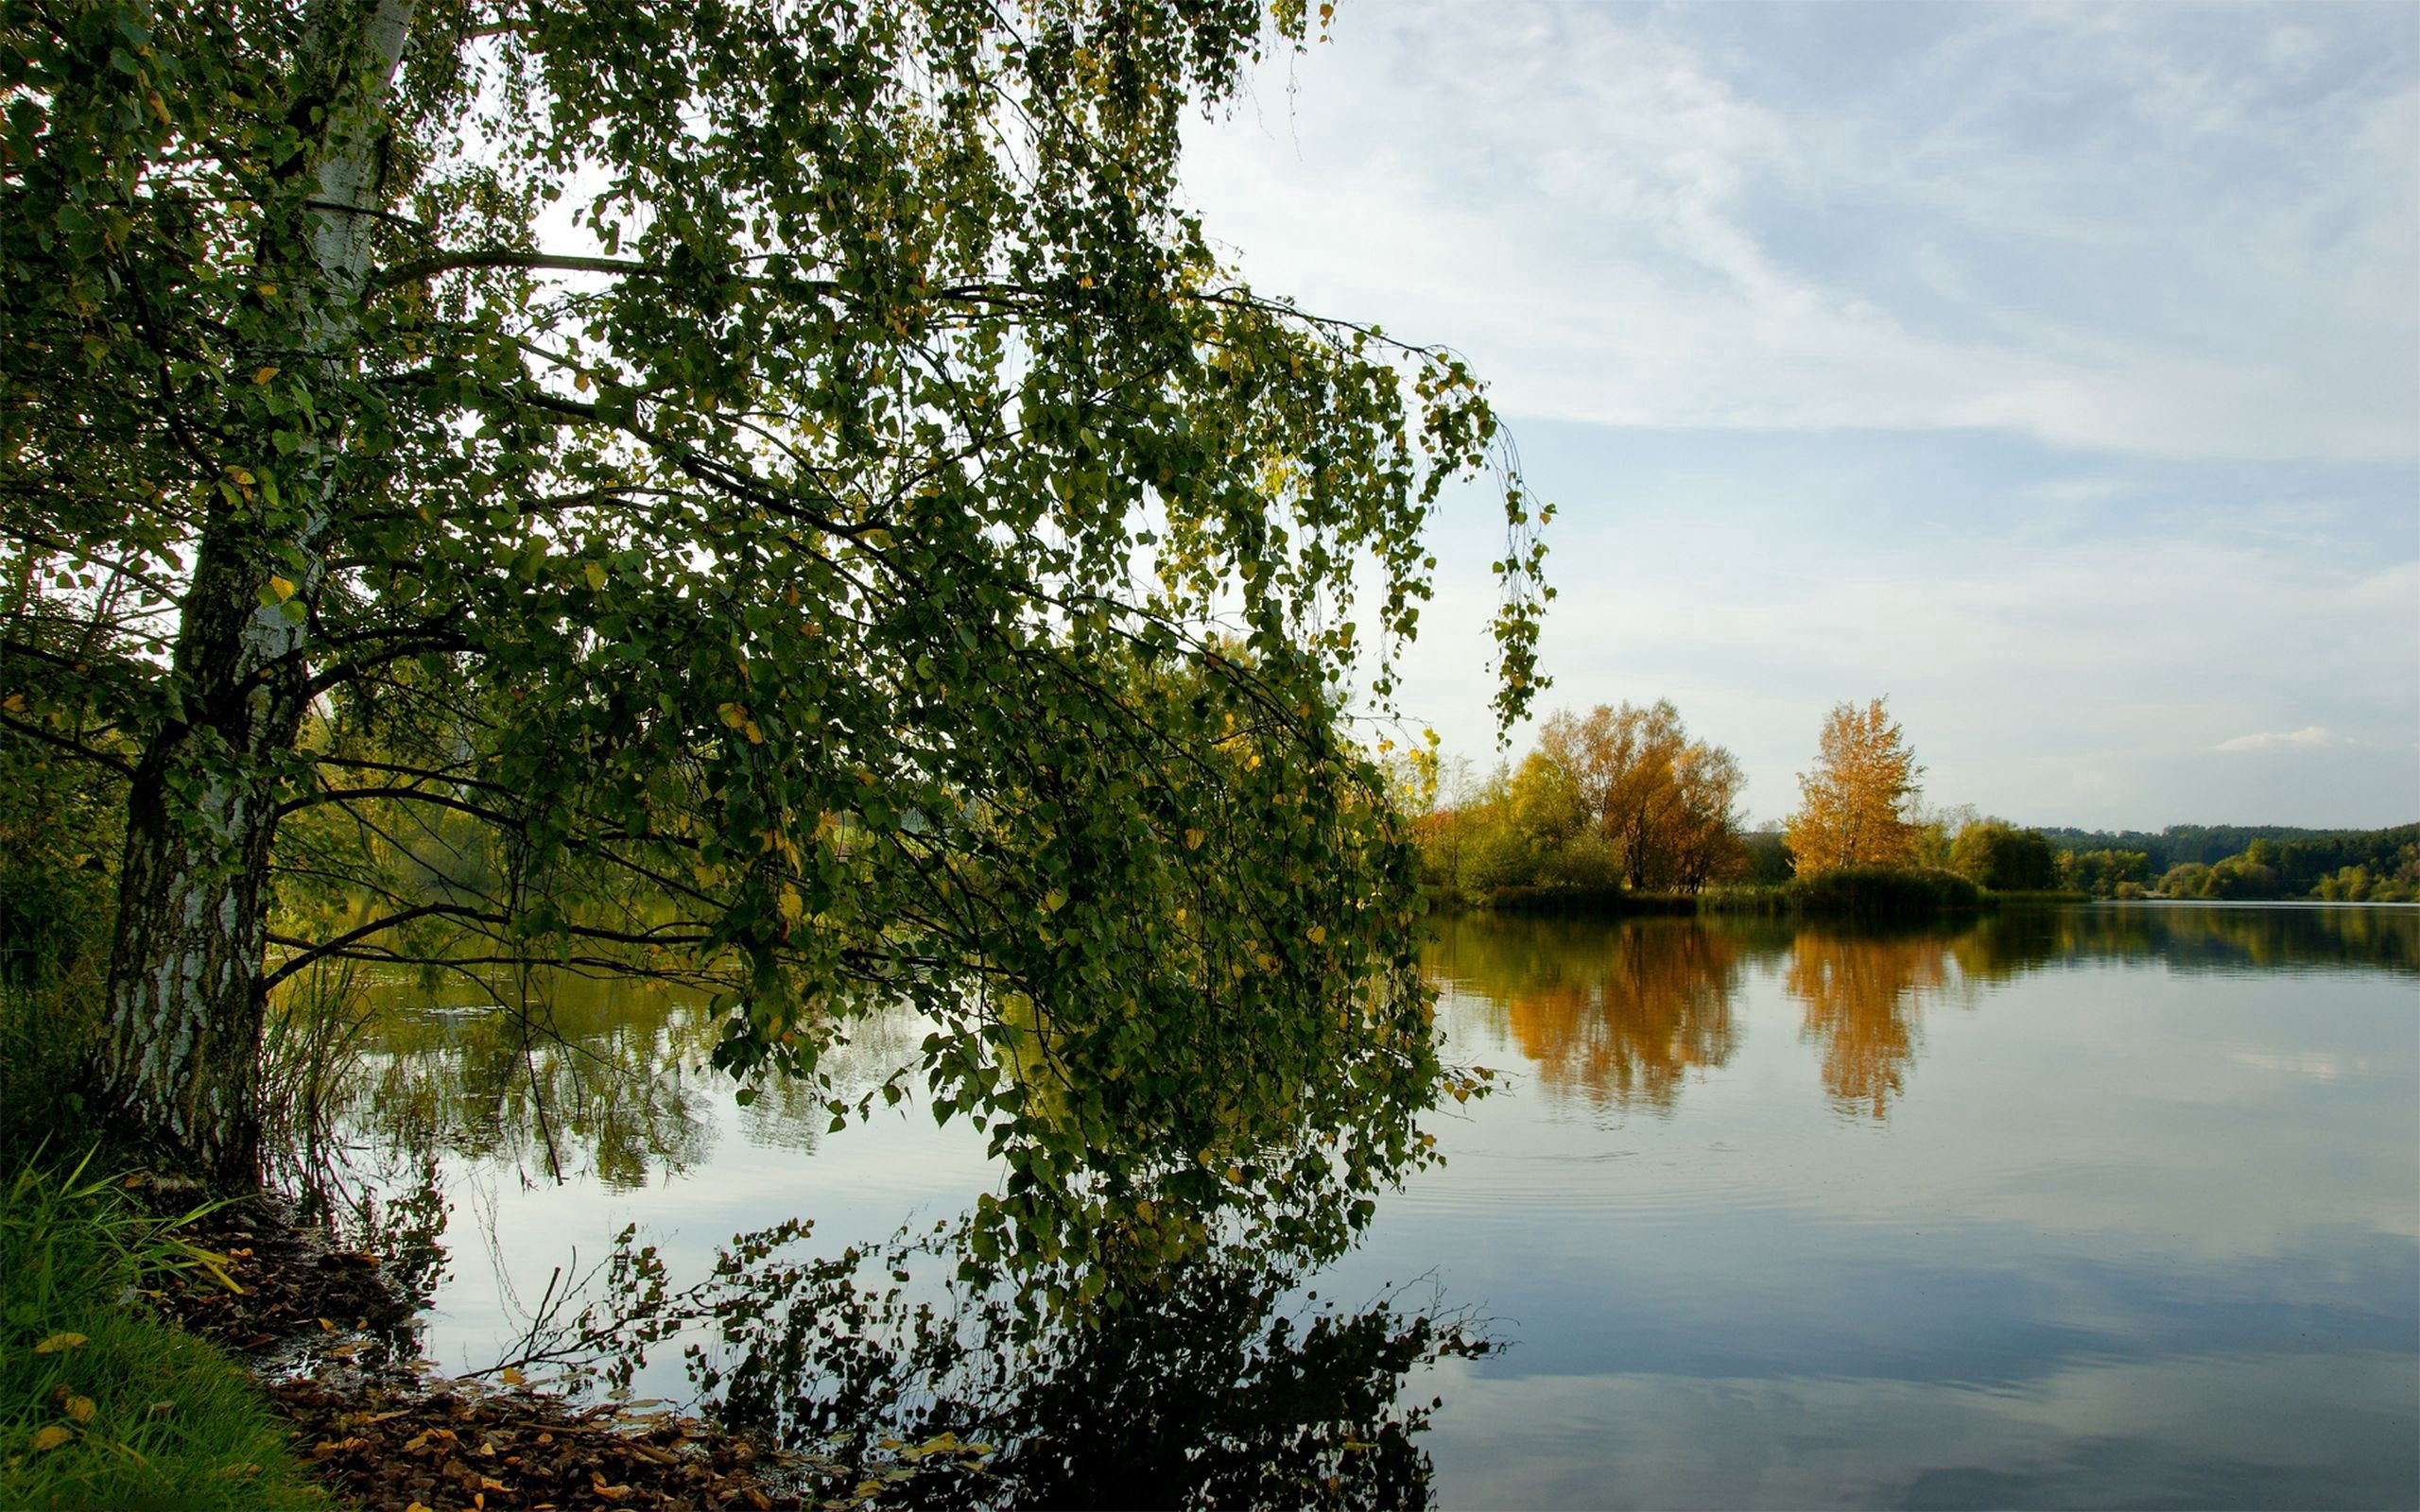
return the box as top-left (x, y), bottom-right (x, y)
top-left (329, 904), bottom-right (2419, 1509)
top-left (1392, 904), bottom-right (2418, 1509)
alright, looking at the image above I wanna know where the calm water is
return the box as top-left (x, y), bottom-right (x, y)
top-left (318, 903), bottom-right (2420, 1509)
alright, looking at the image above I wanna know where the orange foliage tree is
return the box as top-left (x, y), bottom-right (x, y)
top-left (1535, 700), bottom-right (1746, 892)
top-left (1785, 698), bottom-right (1923, 875)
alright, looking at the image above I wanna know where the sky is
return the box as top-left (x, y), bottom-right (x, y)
top-left (1179, 0), bottom-right (2420, 831)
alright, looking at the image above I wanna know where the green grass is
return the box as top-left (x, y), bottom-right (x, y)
top-left (0, 1155), bottom-right (329, 1511)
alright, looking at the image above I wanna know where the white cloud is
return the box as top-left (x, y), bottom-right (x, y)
top-left (2214, 727), bottom-right (2351, 753)
top-left (1189, 5), bottom-right (2420, 826)
top-left (1185, 2), bottom-right (2420, 461)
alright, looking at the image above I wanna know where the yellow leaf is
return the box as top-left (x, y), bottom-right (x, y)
top-left (498, 1366), bottom-right (526, 1386)
top-left (1305, 925), bottom-right (1326, 945)
top-left (406, 1503), bottom-right (435, 1512)
top-left (265, 575), bottom-right (295, 602)
top-left (777, 887), bottom-right (804, 925)
top-left (253, 366), bottom-right (278, 384)
top-left (1042, 887), bottom-right (1066, 914)
top-left (64, 1396), bottom-right (95, 1424)
top-left (584, 560), bottom-right (607, 591)
top-left (1184, 828), bottom-right (1204, 850)
top-left (574, 370), bottom-right (592, 393)
top-left (32, 1332), bottom-right (88, 1353)
top-left (30, 1425), bottom-right (71, 1452)
top-left (742, 718), bottom-right (764, 745)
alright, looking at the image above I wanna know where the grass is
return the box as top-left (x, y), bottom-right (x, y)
top-left (0, 1154), bottom-right (329, 1511)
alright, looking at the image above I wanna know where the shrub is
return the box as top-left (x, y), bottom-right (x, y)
top-left (1790, 867), bottom-right (1986, 918)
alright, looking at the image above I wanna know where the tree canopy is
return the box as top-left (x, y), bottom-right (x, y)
top-left (0, 0), bottom-right (1548, 1280)
top-left (1785, 697), bottom-right (1921, 876)
top-left (1536, 699), bottom-right (1745, 892)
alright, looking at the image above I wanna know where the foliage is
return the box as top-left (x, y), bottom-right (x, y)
top-left (1787, 866), bottom-right (1984, 919)
top-left (2058, 848), bottom-right (2151, 900)
top-left (1737, 825), bottom-right (1795, 885)
top-left (1947, 819), bottom-right (2059, 892)
top-left (0, 1157), bottom-right (325, 1510)
top-left (1413, 701), bottom-right (1747, 904)
top-left (1785, 698), bottom-right (1922, 876)
top-left (2309, 863), bottom-right (2418, 903)
top-left (4, 0), bottom-right (1547, 1221)
top-left (2152, 832), bottom-right (2420, 902)
top-left (2044, 823), bottom-right (2420, 897)
top-left (0, 591), bottom-right (127, 1153)
top-left (1536, 700), bottom-right (1746, 892)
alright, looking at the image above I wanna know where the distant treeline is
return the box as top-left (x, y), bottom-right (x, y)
top-left (2039, 824), bottom-right (2420, 903)
top-left (2041, 823), bottom-right (2417, 873)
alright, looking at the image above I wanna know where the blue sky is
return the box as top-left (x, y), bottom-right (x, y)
top-left (1180, 1), bottom-right (2420, 830)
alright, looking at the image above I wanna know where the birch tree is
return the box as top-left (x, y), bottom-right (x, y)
top-left (1, 0), bottom-right (1548, 1253)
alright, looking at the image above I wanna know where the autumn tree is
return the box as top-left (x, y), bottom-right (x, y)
top-left (1534, 699), bottom-right (1743, 892)
top-left (1, 0), bottom-right (1549, 1251)
top-left (1785, 698), bottom-right (1922, 875)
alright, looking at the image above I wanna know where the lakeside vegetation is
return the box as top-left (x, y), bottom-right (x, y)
top-left (1, 0), bottom-right (2411, 1503)
top-left (2046, 825), bottom-right (2420, 903)
top-left (1409, 699), bottom-right (2415, 916)
top-left (0, 1160), bottom-right (325, 1512)
top-left (6, 0), bottom-right (1546, 1502)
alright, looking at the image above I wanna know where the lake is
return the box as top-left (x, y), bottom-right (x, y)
top-left (311, 902), bottom-right (2420, 1509)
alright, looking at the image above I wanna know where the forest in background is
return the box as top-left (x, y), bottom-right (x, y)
top-left (1409, 701), bottom-right (2420, 909)
top-left (2044, 825), bottom-right (2420, 903)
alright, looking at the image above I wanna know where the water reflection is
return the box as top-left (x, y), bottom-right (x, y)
top-left (1785, 932), bottom-right (1965, 1119)
top-left (1428, 904), bottom-right (2417, 1121)
top-left (282, 966), bottom-right (926, 1192)
top-left (299, 953), bottom-right (1480, 1505)
top-left (301, 902), bottom-right (2418, 1508)
top-left (672, 1219), bottom-right (1488, 1510)
top-left (1999, 900), bottom-right (2419, 975)
top-left (1426, 917), bottom-right (1747, 1112)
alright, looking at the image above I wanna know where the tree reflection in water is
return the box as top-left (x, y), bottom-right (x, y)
top-left (1426, 916), bottom-right (1746, 1112)
top-left (456, 1143), bottom-right (1491, 1509)
top-left (661, 1217), bottom-right (1490, 1510)
top-left (291, 960), bottom-right (1489, 1508)
top-left (1784, 930), bottom-right (1969, 1119)
top-left (288, 904), bottom-right (2413, 1506)
top-left (1434, 904), bottom-right (2413, 1124)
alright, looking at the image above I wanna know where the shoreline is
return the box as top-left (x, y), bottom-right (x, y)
top-left (143, 1181), bottom-right (824, 1512)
